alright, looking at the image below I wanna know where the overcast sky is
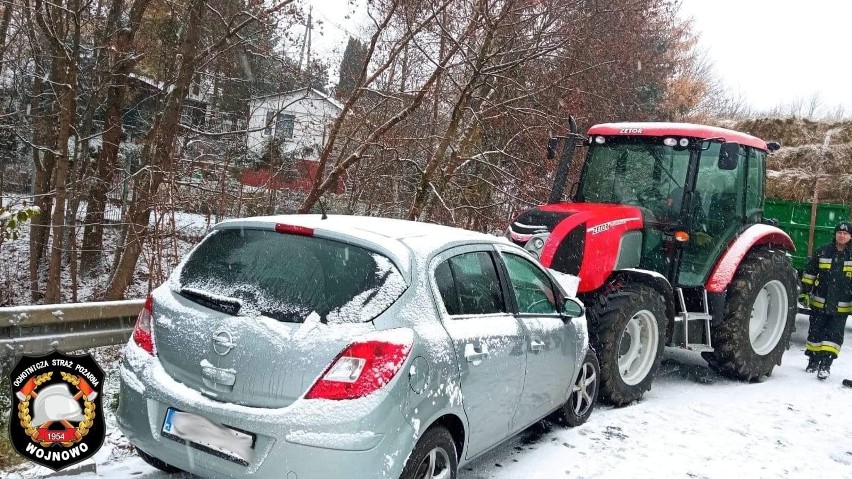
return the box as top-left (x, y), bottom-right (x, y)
top-left (302, 0), bottom-right (363, 59)
top-left (679, 0), bottom-right (852, 113)
top-left (304, 0), bottom-right (852, 114)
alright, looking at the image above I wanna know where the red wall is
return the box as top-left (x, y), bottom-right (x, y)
top-left (240, 160), bottom-right (343, 193)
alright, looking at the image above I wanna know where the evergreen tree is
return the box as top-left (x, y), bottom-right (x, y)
top-left (336, 37), bottom-right (367, 100)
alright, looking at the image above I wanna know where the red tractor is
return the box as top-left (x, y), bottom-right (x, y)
top-left (508, 118), bottom-right (798, 406)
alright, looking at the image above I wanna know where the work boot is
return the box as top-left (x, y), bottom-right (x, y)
top-left (817, 363), bottom-right (831, 380)
top-left (806, 356), bottom-right (820, 373)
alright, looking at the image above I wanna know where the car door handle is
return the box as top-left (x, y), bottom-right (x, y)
top-left (530, 339), bottom-right (545, 353)
top-left (464, 343), bottom-right (490, 363)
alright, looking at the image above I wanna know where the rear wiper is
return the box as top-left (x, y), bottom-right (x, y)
top-left (259, 309), bottom-right (323, 324)
top-left (179, 287), bottom-right (242, 316)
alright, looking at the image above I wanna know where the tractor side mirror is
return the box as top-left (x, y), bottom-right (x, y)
top-left (546, 137), bottom-right (558, 160)
top-left (718, 142), bottom-right (740, 170)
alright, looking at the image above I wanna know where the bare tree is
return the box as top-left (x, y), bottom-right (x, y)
top-left (105, 0), bottom-right (297, 299)
top-left (76, 0), bottom-right (153, 276)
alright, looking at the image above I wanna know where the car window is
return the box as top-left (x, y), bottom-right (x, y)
top-left (177, 228), bottom-right (406, 323)
top-left (502, 253), bottom-right (558, 315)
top-left (434, 252), bottom-right (505, 316)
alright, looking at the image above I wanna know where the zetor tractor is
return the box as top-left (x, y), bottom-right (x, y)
top-left (508, 119), bottom-right (798, 406)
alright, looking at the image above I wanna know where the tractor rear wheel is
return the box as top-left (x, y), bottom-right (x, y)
top-left (705, 249), bottom-right (797, 380)
top-left (585, 282), bottom-right (667, 406)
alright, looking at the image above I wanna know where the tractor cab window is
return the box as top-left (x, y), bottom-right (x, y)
top-left (576, 136), bottom-right (690, 224)
top-left (745, 148), bottom-right (765, 222)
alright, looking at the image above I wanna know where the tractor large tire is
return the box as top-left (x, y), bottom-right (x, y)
top-left (584, 282), bottom-right (667, 406)
top-left (705, 249), bottom-right (797, 381)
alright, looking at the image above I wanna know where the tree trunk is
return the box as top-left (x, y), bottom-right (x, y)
top-left (80, 77), bottom-right (129, 274)
top-left (81, 0), bottom-right (152, 275)
top-left (44, 0), bottom-right (81, 303)
top-left (105, 0), bottom-right (205, 299)
top-left (28, 70), bottom-right (55, 302)
top-left (0, 1), bottom-right (14, 73)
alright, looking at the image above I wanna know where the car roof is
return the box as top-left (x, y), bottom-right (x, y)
top-left (213, 214), bottom-right (502, 276)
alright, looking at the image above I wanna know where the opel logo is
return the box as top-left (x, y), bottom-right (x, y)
top-left (212, 330), bottom-right (235, 356)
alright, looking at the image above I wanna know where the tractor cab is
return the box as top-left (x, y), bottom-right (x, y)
top-left (575, 127), bottom-right (767, 289)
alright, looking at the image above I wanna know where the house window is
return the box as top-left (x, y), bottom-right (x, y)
top-left (264, 111), bottom-right (274, 136)
top-left (276, 113), bottom-right (295, 139)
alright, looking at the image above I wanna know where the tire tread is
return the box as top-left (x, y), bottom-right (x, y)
top-left (707, 249), bottom-right (797, 381)
top-left (583, 282), bottom-right (667, 406)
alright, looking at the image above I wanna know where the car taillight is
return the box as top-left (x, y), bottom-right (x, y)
top-left (305, 339), bottom-right (412, 400)
top-left (132, 294), bottom-right (155, 355)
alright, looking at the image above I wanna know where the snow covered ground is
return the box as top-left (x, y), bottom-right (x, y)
top-left (6, 314), bottom-right (852, 479)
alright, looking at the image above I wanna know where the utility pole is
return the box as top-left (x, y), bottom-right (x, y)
top-left (298, 7), bottom-right (313, 82)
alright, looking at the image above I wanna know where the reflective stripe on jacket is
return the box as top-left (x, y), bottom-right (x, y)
top-left (801, 243), bottom-right (852, 315)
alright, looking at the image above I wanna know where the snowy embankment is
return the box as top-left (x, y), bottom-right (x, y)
top-left (7, 314), bottom-right (852, 479)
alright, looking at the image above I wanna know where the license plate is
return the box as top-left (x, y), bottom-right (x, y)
top-left (161, 408), bottom-right (255, 465)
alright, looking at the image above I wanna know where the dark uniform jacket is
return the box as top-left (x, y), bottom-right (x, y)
top-left (801, 242), bottom-right (852, 314)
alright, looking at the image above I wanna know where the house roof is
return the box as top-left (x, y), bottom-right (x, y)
top-left (127, 72), bottom-right (208, 104)
top-left (249, 87), bottom-right (343, 111)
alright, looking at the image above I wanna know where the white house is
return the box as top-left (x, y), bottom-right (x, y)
top-left (246, 87), bottom-right (343, 159)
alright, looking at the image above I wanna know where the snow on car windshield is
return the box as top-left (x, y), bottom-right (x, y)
top-left (176, 229), bottom-right (407, 323)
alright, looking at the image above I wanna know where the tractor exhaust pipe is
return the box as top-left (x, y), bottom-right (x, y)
top-left (547, 115), bottom-right (579, 204)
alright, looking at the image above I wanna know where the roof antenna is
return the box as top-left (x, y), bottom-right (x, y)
top-left (319, 197), bottom-right (328, 220)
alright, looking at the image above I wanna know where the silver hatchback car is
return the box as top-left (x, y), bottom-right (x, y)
top-left (116, 215), bottom-right (599, 479)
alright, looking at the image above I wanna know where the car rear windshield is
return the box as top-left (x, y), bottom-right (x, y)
top-left (177, 228), bottom-right (407, 323)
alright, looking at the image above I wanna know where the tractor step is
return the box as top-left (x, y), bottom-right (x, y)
top-left (672, 313), bottom-right (713, 352)
top-left (672, 288), bottom-right (713, 352)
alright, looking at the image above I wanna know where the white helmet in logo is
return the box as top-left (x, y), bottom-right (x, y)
top-left (31, 383), bottom-right (84, 427)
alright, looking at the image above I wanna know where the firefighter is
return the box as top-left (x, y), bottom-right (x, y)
top-left (799, 221), bottom-right (852, 379)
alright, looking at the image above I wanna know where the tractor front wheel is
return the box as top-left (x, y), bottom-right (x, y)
top-left (585, 282), bottom-right (667, 406)
top-left (705, 249), bottom-right (797, 380)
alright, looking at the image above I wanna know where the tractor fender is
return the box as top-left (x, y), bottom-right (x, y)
top-left (583, 268), bottom-right (675, 332)
top-left (615, 268), bottom-right (676, 324)
top-left (705, 223), bottom-right (796, 294)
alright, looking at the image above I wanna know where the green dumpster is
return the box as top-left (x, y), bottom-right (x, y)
top-left (764, 198), bottom-right (851, 271)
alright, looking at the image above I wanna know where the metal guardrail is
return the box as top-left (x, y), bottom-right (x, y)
top-left (0, 300), bottom-right (144, 356)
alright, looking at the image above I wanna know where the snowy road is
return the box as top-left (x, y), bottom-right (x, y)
top-left (11, 315), bottom-right (852, 479)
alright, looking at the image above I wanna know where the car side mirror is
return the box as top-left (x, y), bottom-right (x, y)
top-left (718, 142), bottom-right (740, 170)
top-left (561, 297), bottom-right (584, 320)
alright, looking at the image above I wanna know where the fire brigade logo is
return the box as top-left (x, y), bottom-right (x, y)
top-left (8, 350), bottom-right (105, 471)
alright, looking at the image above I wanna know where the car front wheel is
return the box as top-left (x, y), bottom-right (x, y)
top-left (554, 346), bottom-right (599, 427)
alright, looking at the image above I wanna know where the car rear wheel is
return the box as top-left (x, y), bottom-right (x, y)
top-left (136, 447), bottom-right (181, 474)
top-left (554, 347), bottom-right (599, 427)
top-left (400, 426), bottom-right (457, 479)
